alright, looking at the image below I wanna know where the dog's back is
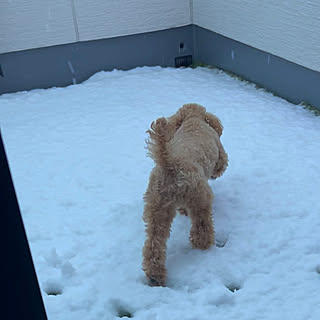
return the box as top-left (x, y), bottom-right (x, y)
top-left (146, 106), bottom-right (222, 180)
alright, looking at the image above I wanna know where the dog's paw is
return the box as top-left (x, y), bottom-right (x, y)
top-left (190, 230), bottom-right (214, 250)
top-left (147, 276), bottom-right (165, 287)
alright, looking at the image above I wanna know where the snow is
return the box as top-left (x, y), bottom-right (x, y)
top-left (1, 66), bottom-right (319, 320)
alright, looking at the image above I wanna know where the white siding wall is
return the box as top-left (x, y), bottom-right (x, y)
top-left (0, 0), bottom-right (76, 54)
top-left (75, 0), bottom-right (191, 42)
top-left (0, 0), bottom-right (191, 54)
top-left (193, 0), bottom-right (320, 72)
top-left (2, 0), bottom-right (320, 73)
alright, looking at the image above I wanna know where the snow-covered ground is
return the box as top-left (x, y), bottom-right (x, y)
top-left (1, 67), bottom-right (319, 320)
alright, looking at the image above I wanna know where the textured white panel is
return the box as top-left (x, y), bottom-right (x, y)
top-left (0, 0), bottom-right (76, 53)
top-left (194, 0), bottom-right (320, 72)
top-left (75, 0), bottom-right (191, 41)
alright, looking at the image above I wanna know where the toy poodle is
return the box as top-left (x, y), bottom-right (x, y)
top-left (142, 103), bottom-right (228, 286)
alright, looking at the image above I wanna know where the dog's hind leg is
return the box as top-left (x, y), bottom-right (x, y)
top-left (187, 183), bottom-right (215, 250)
top-left (142, 197), bottom-right (175, 286)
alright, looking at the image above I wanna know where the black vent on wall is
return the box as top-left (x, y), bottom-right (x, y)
top-left (0, 64), bottom-right (3, 77)
top-left (175, 55), bottom-right (192, 68)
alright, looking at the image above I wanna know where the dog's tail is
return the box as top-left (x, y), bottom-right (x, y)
top-left (146, 117), bottom-right (172, 168)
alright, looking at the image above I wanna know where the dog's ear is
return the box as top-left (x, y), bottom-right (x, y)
top-left (205, 113), bottom-right (223, 137)
top-left (166, 113), bottom-right (183, 132)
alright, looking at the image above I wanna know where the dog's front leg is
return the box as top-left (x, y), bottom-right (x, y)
top-left (142, 201), bottom-right (175, 286)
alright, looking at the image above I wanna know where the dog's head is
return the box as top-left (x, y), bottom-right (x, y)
top-left (172, 103), bottom-right (223, 137)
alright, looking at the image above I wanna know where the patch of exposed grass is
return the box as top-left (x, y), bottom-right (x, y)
top-left (190, 64), bottom-right (320, 116)
top-left (300, 102), bottom-right (320, 117)
top-left (190, 62), bottom-right (213, 69)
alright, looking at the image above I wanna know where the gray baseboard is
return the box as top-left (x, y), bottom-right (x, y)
top-left (1, 24), bottom-right (319, 110)
top-left (0, 25), bottom-right (193, 95)
top-left (193, 25), bottom-right (320, 109)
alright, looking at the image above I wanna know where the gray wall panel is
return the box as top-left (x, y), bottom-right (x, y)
top-left (194, 26), bottom-right (320, 108)
top-left (0, 26), bottom-right (193, 95)
top-left (193, 0), bottom-right (320, 73)
top-left (0, 24), bottom-right (319, 110)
